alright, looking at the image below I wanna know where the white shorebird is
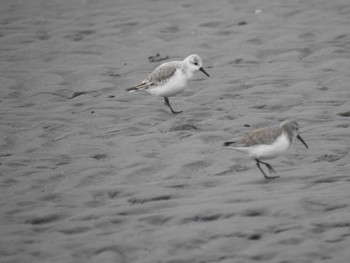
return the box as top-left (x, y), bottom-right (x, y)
top-left (126, 54), bottom-right (209, 114)
top-left (224, 120), bottom-right (308, 179)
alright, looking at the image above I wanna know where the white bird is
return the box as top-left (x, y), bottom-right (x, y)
top-left (224, 120), bottom-right (308, 179)
top-left (126, 54), bottom-right (209, 114)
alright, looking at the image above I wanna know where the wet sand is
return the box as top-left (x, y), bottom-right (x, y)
top-left (1, 0), bottom-right (350, 262)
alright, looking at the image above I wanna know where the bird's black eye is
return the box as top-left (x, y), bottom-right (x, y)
top-left (194, 62), bottom-right (198, 65)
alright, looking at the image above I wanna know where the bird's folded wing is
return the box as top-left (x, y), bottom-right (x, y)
top-left (144, 65), bottom-right (177, 88)
top-left (126, 64), bottom-right (178, 92)
top-left (231, 127), bottom-right (282, 147)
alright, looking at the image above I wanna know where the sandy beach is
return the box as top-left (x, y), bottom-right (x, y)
top-left (1, 0), bottom-right (350, 262)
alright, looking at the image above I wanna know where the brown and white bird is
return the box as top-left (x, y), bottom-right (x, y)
top-left (224, 120), bottom-right (308, 179)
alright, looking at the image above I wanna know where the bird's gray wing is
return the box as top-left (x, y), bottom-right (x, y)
top-left (131, 64), bottom-right (178, 91)
top-left (145, 64), bottom-right (177, 86)
top-left (228, 127), bottom-right (282, 147)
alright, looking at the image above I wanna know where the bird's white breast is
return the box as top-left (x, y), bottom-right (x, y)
top-left (147, 69), bottom-right (188, 97)
top-left (232, 132), bottom-right (291, 160)
top-left (250, 133), bottom-right (291, 160)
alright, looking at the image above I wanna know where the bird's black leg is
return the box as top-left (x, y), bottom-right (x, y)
top-left (164, 97), bottom-right (182, 114)
top-left (255, 159), bottom-right (279, 179)
top-left (259, 160), bottom-right (277, 174)
top-left (255, 159), bottom-right (269, 179)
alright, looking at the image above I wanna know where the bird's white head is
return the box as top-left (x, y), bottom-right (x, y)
top-left (184, 54), bottom-right (210, 77)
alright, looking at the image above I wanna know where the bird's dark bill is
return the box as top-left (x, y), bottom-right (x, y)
top-left (297, 134), bottom-right (308, 149)
top-left (199, 67), bottom-right (210, 77)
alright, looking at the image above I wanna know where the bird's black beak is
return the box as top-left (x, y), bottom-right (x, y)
top-left (199, 67), bottom-right (210, 77)
top-left (297, 134), bottom-right (308, 149)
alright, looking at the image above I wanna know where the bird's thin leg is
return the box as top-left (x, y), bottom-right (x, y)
top-left (255, 159), bottom-right (279, 179)
top-left (258, 160), bottom-right (277, 174)
top-left (164, 97), bottom-right (182, 114)
top-left (255, 159), bottom-right (269, 179)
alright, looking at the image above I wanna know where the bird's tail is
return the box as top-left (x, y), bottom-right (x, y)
top-left (223, 141), bottom-right (236, 147)
top-left (126, 87), bottom-right (138, 92)
top-left (126, 82), bottom-right (149, 92)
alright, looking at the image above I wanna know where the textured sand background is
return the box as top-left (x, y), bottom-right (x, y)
top-left (1, 0), bottom-right (350, 262)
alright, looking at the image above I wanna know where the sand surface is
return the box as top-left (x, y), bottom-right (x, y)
top-left (1, 0), bottom-right (350, 262)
